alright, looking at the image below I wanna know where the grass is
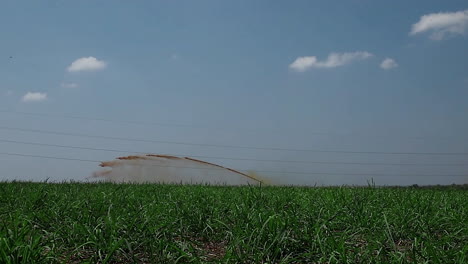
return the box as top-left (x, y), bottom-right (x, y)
top-left (0, 182), bottom-right (467, 263)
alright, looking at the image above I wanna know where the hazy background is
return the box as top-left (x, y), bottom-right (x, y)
top-left (1, 0), bottom-right (467, 185)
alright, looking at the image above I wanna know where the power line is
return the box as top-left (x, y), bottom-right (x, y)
top-left (0, 152), bottom-right (98, 163)
top-left (0, 151), bottom-right (465, 178)
top-left (1, 125), bottom-right (468, 156)
top-left (1, 138), bottom-right (467, 167)
top-left (0, 110), bottom-right (197, 129)
top-left (0, 110), bottom-right (336, 136)
top-left (251, 170), bottom-right (467, 178)
top-left (0, 110), bottom-right (457, 141)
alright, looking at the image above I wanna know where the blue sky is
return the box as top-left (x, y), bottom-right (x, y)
top-left (1, 0), bottom-right (467, 185)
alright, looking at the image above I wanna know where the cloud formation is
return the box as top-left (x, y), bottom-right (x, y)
top-left (67, 57), bottom-right (107, 72)
top-left (380, 58), bottom-right (398, 70)
top-left (21, 92), bottom-right (47, 102)
top-left (61, 82), bottom-right (79, 88)
top-left (290, 51), bottom-right (372, 72)
top-left (410, 10), bottom-right (468, 40)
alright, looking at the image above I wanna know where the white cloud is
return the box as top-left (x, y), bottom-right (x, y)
top-left (289, 51), bottom-right (373, 72)
top-left (67, 57), bottom-right (107, 72)
top-left (410, 10), bottom-right (468, 40)
top-left (61, 82), bottom-right (79, 88)
top-left (21, 92), bottom-right (47, 102)
top-left (289, 56), bottom-right (318, 72)
top-left (380, 58), bottom-right (398, 70)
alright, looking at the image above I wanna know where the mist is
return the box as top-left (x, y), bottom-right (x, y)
top-left (93, 154), bottom-right (264, 185)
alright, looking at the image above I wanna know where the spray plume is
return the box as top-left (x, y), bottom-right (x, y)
top-left (93, 154), bottom-right (264, 185)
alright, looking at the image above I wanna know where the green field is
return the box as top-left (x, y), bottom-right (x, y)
top-left (0, 182), bottom-right (466, 263)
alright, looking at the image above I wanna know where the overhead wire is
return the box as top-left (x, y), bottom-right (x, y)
top-left (0, 110), bottom-right (197, 129)
top-left (1, 126), bottom-right (468, 156)
top-left (1, 138), bottom-right (467, 167)
top-left (0, 109), bottom-right (457, 140)
top-left (0, 151), bottom-right (465, 178)
top-left (1, 112), bottom-right (467, 180)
